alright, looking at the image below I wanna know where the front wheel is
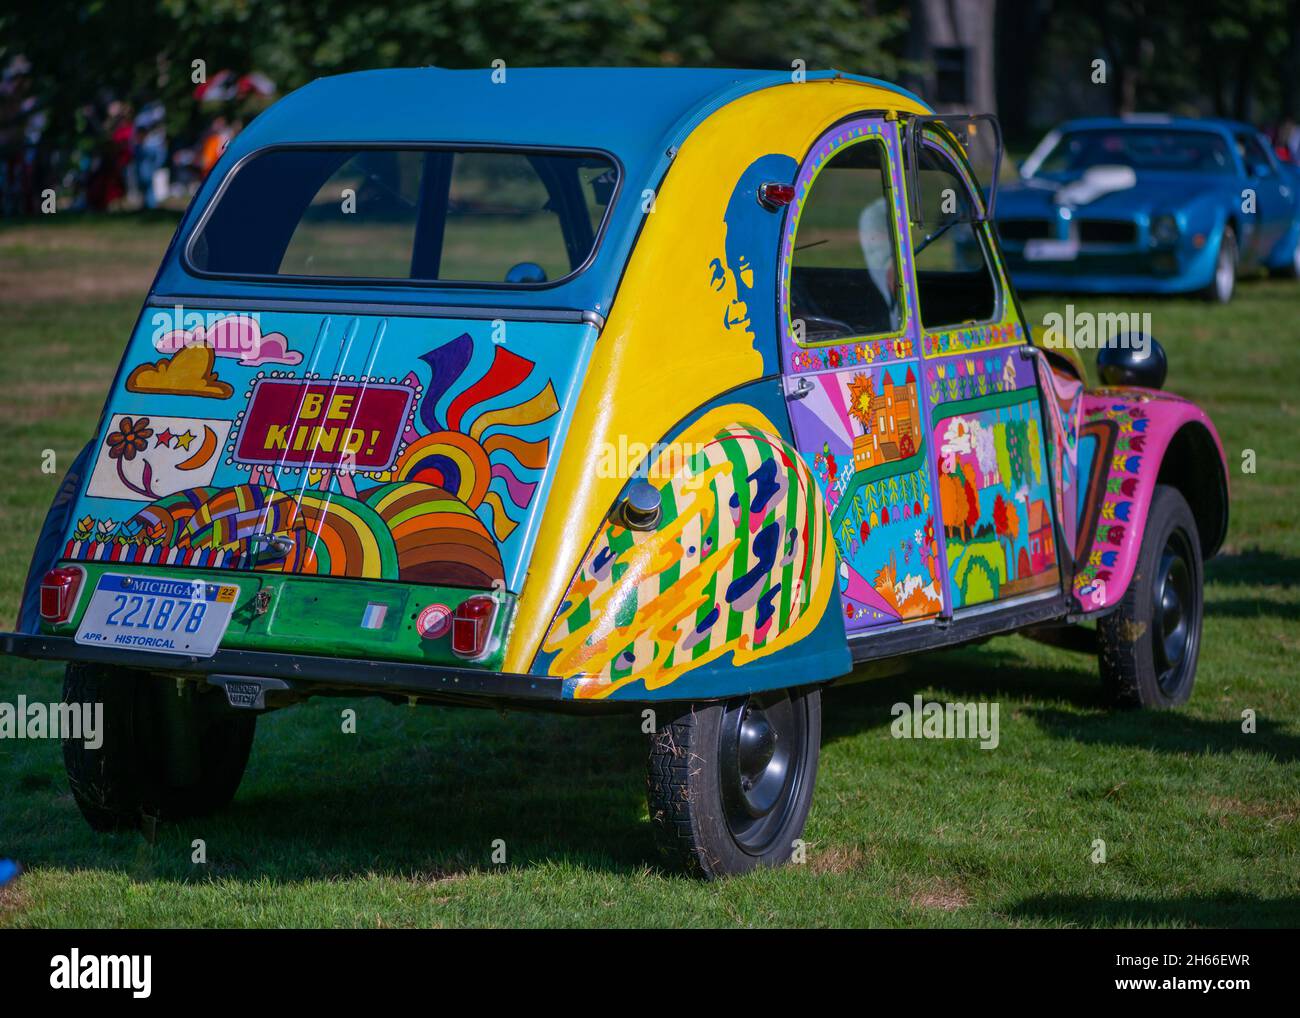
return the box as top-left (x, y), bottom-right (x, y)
top-left (647, 687), bottom-right (821, 878)
top-left (1097, 485), bottom-right (1204, 708)
top-left (1201, 226), bottom-right (1237, 303)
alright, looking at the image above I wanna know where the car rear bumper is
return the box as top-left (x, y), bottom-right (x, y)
top-left (0, 631), bottom-right (609, 714)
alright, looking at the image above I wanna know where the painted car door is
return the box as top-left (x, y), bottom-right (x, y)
top-left (907, 128), bottom-right (1063, 612)
top-left (780, 117), bottom-right (948, 636)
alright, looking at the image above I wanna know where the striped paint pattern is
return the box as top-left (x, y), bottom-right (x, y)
top-left (542, 409), bottom-right (833, 700)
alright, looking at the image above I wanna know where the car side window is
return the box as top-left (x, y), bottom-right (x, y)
top-left (1235, 132), bottom-right (1275, 176)
top-left (907, 138), bottom-right (998, 329)
top-left (789, 139), bottom-right (902, 344)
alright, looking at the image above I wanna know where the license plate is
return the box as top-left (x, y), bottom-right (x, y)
top-left (75, 574), bottom-right (239, 657)
top-left (1024, 238), bottom-right (1079, 262)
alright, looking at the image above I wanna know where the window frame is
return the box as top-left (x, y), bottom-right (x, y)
top-left (181, 141), bottom-right (625, 291)
top-left (906, 129), bottom-right (1004, 333)
top-left (782, 119), bottom-right (913, 351)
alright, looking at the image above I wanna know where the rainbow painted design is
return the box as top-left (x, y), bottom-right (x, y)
top-left (65, 320), bottom-right (567, 591)
top-left (541, 408), bottom-right (835, 700)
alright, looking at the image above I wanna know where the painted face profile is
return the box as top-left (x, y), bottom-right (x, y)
top-left (709, 252), bottom-right (754, 335)
top-left (710, 153), bottom-right (798, 357)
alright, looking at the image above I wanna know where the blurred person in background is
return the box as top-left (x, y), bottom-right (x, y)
top-left (198, 114), bottom-right (233, 180)
top-left (1273, 117), bottom-right (1300, 164)
top-left (86, 100), bottom-right (133, 211)
top-left (132, 100), bottom-right (167, 208)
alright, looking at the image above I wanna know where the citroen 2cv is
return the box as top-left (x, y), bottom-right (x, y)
top-left (4, 68), bottom-right (1229, 878)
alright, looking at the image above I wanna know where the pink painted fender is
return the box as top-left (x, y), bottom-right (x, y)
top-left (1071, 387), bottom-right (1229, 611)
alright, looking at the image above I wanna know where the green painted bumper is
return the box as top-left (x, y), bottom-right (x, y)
top-left (41, 561), bottom-right (515, 670)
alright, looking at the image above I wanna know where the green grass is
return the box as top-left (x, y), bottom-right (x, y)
top-left (1, 213), bottom-right (1298, 927)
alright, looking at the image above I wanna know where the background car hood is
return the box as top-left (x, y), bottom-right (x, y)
top-left (1000, 171), bottom-right (1228, 218)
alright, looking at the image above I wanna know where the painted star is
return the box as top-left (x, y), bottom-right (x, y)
top-left (154, 429), bottom-right (175, 448)
top-left (174, 430), bottom-right (196, 451)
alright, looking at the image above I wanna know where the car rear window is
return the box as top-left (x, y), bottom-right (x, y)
top-left (187, 146), bottom-right (619, 286)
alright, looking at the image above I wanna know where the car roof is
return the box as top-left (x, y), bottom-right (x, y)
top-left (229, 66), bottom-right (921, 152)
top-left (159, 68), bottom-right (926, 315)
top-left (1050, 115), bottom-right (1259, 137)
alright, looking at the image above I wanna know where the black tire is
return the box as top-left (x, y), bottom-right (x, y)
top-left (1097, 485), bottom-right (1204, 709)
top-left (1200, 226), bottom-right (1237, 303)
top-left (62, 663), bottom-right (256, 831)
top-left (647, 687), bottom-right (821, 878)
top-left (1268, 238), bottom-right (1300, 279)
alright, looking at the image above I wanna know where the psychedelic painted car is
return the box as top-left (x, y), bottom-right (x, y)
top-left (4, 69), bottom-right (1229, 878)
top-left (997, 115), bottom-right (1300, 302)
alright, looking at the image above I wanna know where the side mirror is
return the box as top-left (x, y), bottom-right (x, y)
top-left (611, 478), bottom-right (662, 531)
top-left (1250, 161), bottom-right (1273, 179)
top-left (505, 261), bottom-right (547, 284)
top-left (1098, 334), bottom-right (1167, 389)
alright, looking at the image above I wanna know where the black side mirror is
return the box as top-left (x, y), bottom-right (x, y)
top-left (1098, 333), bottom-right (1167, 389)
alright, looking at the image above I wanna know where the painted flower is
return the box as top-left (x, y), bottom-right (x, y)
top-left (96, 519), bottom-right (116, 539)
top-left (106, 417), bottom-right (153, 460)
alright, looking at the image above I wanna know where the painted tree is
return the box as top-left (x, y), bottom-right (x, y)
top-left (992, 493), bottom-right (1021, 576)
top-left (962, 472), bottom-right (980, 540)
top-left (939, 472), bottom-right (967, 540)
top-left (1026, 419), bottom-right (1043, 485)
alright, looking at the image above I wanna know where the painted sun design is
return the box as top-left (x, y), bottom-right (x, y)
top-left (846, 373), bottom-right (875, 432)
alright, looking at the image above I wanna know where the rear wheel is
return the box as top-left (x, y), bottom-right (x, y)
top-left (1269, 237), bottom-right (1300, 279)
top-left (1097, 485), bottom-right (1203, 708)
top-left (62, 663), bottom-right (256, 831)
top-left (647, 687), bottom-right (821, 878)
top-left (1201, 226), bottom-right (1237, 303)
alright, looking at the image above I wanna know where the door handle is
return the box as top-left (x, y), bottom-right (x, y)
top-left (787, 376), bottom-right (815, 401)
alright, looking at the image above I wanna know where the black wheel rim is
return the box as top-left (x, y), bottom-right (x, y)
top-left (1153, 527), bottom-right (1199, 696)
top-left (719, 691), bottom-right (809, 855)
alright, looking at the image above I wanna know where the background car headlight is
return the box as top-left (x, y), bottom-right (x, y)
top-left (1150, 213), bottom-right (1180, 246)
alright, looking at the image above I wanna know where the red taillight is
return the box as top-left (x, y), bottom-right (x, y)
top-left (39, 566), bottom-right (85, 624)
top-left (758, 182), bottom-right (796, 210)
top-left (451, 595), bottom-right (497, 659)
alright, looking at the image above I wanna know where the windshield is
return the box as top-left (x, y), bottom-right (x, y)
top-left (187, 146), bottom-right (618, 286)
top-left (1032, 128), bottom-right (1236, 177)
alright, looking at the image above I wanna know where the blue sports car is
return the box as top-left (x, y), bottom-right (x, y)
top-left (996, 115), bottom-right (1300, 302)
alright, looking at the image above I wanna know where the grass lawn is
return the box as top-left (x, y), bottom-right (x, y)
top-left (0, 213), bottom-right (1297, 928)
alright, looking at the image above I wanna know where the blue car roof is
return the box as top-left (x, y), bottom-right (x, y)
top-left (1049, 115), bottom-right (1257, 137)
top-left (155, 67), bottom-right (923, 316)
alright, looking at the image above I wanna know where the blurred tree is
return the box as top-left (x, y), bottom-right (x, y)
top-left (1044, 0), bottom-right (1297, 123)
top-left (0, 0), bottom-right (910, 154)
